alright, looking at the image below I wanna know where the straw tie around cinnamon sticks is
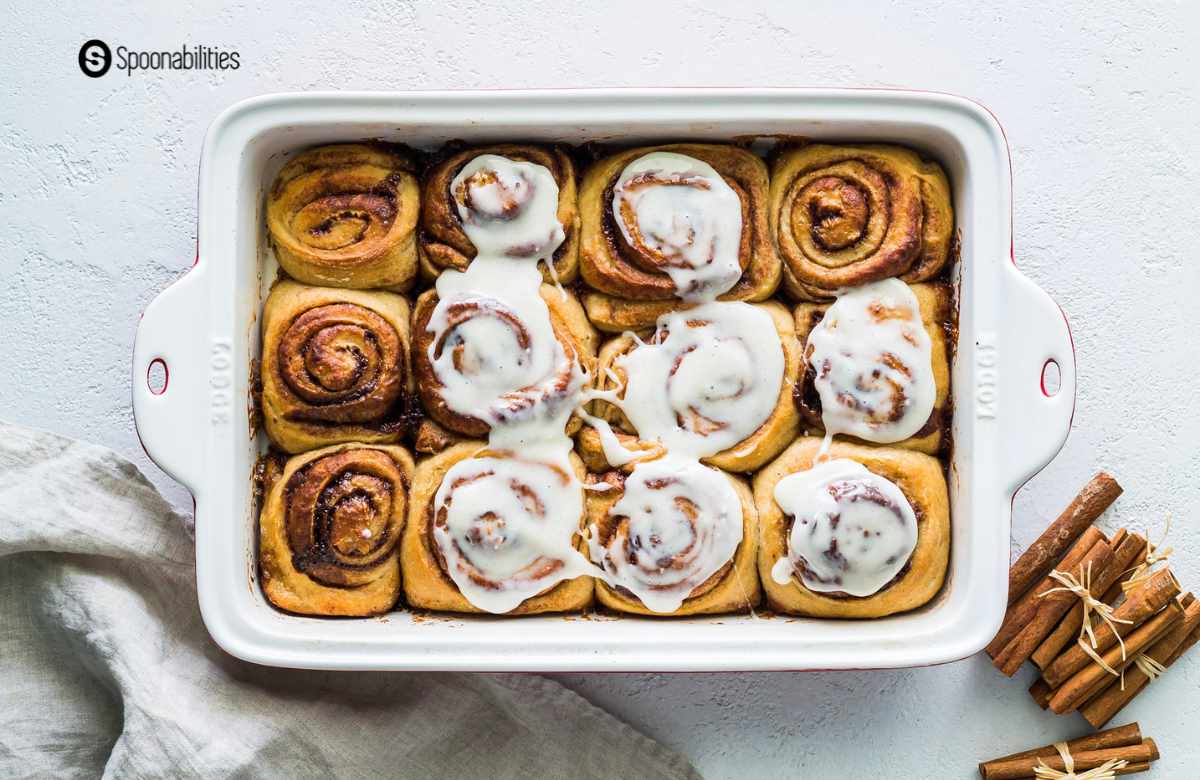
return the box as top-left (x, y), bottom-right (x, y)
top-left (1079, 596), bottom-right (1200, 728)
top-left (1030, 532), bottom-right (1147, 670)
top-left (978, 723), bottom-right (1159, 779)
top-left (1041, 568), bottom-right (1180, 689)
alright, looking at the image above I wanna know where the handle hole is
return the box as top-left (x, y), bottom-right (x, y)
top-left (1040, 359), bottom-right (1061, 397)
top-left (147, 358), bottom-right (169, 396)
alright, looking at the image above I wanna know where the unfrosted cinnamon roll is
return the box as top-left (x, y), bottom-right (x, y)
top-left (754, 438), bottom-right (949, 618)
top-left (579, 144), bottom-right (780, 331)
top-left (259, 443), bottom-right (413, 616)
top-left (419, 144), bottom-right (579, 285)
top-left (411, 283), bottom-right (597, 438)
top-left (261, 280), bottom-right (411, 454)
top-left (576, 300), bottom-right (799, 473)
top-left (586, 458), bottom-right (759, 616)
top-left (793, 280), bottom-right (951, 454)
top-left (400, 442), bottom-right (594, 614)
top-left (769, 144), bottom-right (953, 300)
top-left (267, 144), bottom-right (420, 290)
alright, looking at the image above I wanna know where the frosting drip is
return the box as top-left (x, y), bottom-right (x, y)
top-left (428, 154), bottom-right (591, 613)
top-left (613, 152), bottom-right (743, 301)
top-left (771, 458), bottom-right (917, 597)
top-left (588, 456), bottom-right (743, 613)
top-left (805, 279), bottom-right (935, 444)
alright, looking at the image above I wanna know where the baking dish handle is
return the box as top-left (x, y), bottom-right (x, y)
top-left (998, 267), bottom-right (1077, 494)
top-left (132, 264), bottom-right (207, 492)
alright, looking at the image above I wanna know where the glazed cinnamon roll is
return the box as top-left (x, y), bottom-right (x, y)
top-left (261, 280), bottom-right (411, 454)
top-left (267, 144), bottom-right (420, 290)
top-left (419, 144), bottom-right (579, 285)
top-left (259, 443), bottom-right (414, 616)
top-left (579, 144), bottom-right (780, 331)
top-left (411, 283), bottom-right (597, 438)
top-left (577, 300), bottom-right (799, 473)
top-left (753, 438), bottom-right (949, 618)
top-left (793, 280), bottom-right (951, 454)
top-left (586, 458), bottom-right (759, 616)
top-left (769, 144), bottom-right (953, 300)
top-left (400, 442), bottom-right (594, 614)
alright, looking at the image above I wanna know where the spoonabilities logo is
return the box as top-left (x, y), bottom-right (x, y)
top-left (78, 39), bottom-right (112, 78)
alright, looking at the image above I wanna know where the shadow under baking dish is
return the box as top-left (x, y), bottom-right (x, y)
top-left (131, 89), bottom-right (1075, 671)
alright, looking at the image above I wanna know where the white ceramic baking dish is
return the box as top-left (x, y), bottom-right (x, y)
top-left (132, 89), bottom-right (1075, 671)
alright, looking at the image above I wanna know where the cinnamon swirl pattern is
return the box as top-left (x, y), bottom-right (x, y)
top-left (420, 145), bottom-right (579, 285)
top-left (769, 144), bottom-right (953, 300)
top-left (412, 282), bottom-right (596, 439)
top-left (586, 458), bottom-right (759, 615)
top-left (401, 442), bottom-right (594, 614)
top-left (754, 438), bottom-right (949, 618)
top-left (267, 144), bottom-right (420, 290)
top-left (579, 144), bottom-right (780, 331)
top-left (259, 443), bottom-right (413, 616)
top-left (578, 301), bottom-right (799, 473)
top-left (261, 280), bottom-right (411, 454)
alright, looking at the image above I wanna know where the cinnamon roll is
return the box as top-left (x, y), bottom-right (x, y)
top-left (576, 300), bottom-right (799, 473)
top-left (793, 280), bottom-right (951, 454)
top-left (261, 280), bottom-right (411, 454)
top-left (400, 442), bottom-right (594, 614)
top-left (259, 443), bottom-right (414, 616)
top-left (769, 144), bottom-right (953, 300)
top-left (419, 145), bottom-right (579, 285)
top-left (579, 144), bottom-right (780, 331)
top-left (267, 144), bottom-right (420, 290)
top-left (586, 458), bottom-right (760, 616)
top-left (411, 283), bottom-right (597, 438)
top-left (753, 438), bottom-right (949, 618)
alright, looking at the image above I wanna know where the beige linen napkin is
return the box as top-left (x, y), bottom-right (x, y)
top-left (0, 422), bottom-right (698, 779)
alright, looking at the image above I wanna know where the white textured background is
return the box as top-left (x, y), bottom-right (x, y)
top-left (2, 1), bottom-right (1198, 776)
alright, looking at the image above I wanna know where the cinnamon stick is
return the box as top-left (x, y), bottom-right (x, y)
top-left (1080, 596), bottom-right (1200, 728)
top-left (980, 722), bottom-right (1142, 764)
top-left (1007, 472), bottom-right (1123, 605)
top-left (1028, 677), bottom-right (1054, 709)
top-left (1048, 601), bottom-right (1184, 713)
top-left (979, 738), bottom-right (1158, 780)
top-left (987, 527), bottom-right (1107, 658)
top-left (992, 540), bottom-right (1113, 676)
top-left (1030, 531), bottom-right (1147, 669)
top-left (1164, 620), bottom-right (1200, 666)
top-left (1041, 567), bottom-right (1180, 688)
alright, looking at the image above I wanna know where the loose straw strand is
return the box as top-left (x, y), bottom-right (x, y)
top-left (1034, 741), bottom-right (1129, 780)
top-left (1133, 653), bottom-right (1167, 681)
top-left (1122, 517), bottom-right (1174, 595)
top-left (1039, 562), bottom-right (1133, 677)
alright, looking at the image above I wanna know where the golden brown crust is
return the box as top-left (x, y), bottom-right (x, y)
top-left (769, 144), bottom-right (953, 300)
top-left (419, 144), bottom-right (580, 285)
top-left (267, 144), bottom-right (420, 290)
top-left (400, 442), bottom-right (594, 614)
top-left (259, 443), bottom-right (414, 616)
top-left (579, 143), bottom-right (780, 330)
top-left (261, 280), bottom-right (412, 454)
top-left (792, 282), bottom-right (952, 455)
top-left (587, 469), bottom-right (761, 616)
top-left (409, 284), bottom-right (597, 437)
top-left (753, 438), bottom-right (949, 618)
top-left (576, 301), bottom-right (801, 473)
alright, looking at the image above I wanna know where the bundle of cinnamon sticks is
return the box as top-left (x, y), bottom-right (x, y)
top-left (978, 723), bottom-right (1159, 779)
top-left (987, 472), bottom-right (1200, 727)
